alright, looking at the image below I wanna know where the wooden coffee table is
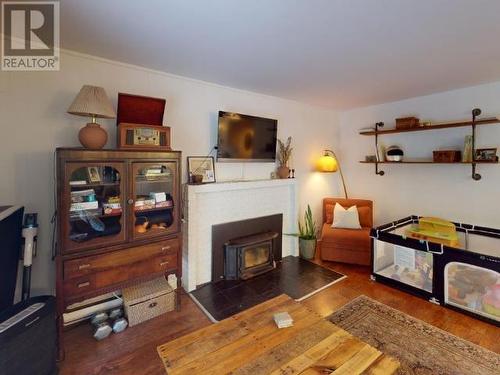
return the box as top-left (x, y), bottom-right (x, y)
top-left (157, 294), bottom-right (399, 374)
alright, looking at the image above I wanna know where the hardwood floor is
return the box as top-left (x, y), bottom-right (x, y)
top-left (59, 259), bottom-right (500, 375)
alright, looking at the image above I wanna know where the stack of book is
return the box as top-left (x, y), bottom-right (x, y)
top-left (142, 167), bottom-right (171, 181)
top-left (149, 191), bottom-right (173, 208)
top-left (273, 312), bottom-right (293, 329)
top-left (135, 197), bottom-right (156, 211)
top-left (70, 189), bottom-right (98, 212)
top-left (102, 196), bottom-right (122, 216)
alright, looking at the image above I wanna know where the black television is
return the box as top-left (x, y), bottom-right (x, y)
top-left (217, 111), bottom-right (277, 162)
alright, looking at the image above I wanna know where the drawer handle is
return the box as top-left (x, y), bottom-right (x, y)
top-left (161, 246), bottom-right (171, 251)
top-left (159, 261), bottom-right (169, 267)
top-left (77, 281), bottom-right (90, 288)
top-left (149, 302), bottom-right (157, 309)
top-left (78, 263), bottom-right (91, 270)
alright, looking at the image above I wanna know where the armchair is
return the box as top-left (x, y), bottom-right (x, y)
top-left (320, 198), bottom-right (373, 266)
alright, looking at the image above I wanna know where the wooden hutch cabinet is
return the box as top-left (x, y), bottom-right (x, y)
top-left (55, 148), bottom-right (182, 354)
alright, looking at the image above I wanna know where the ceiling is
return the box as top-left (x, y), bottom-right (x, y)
top-left (61, 0), bottom-right (500, 110)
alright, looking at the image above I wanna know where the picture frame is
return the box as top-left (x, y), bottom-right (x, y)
top-left (474, 148), bottom-right (498, 162)
top-left (87, 166), bottom-right (101, 183)
top-left (187, 156), bottom-right (216, 184)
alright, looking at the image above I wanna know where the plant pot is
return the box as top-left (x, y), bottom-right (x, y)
top-left (277, 166), bottom-right (290, 179)
top-left (299, 238), bottom-right (317, 260)
top-left (79, 123), bottom-right (108, 150)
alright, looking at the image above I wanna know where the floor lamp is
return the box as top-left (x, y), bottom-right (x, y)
top-left (317, 149), bottom-right (348, 199)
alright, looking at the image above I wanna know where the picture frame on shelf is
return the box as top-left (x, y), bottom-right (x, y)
top-left (474, 148), bottom-right (498, 162)
top-left (87, 166), bottom-right (101, 183)
top-left (187, 156), bottom-right (216, 184)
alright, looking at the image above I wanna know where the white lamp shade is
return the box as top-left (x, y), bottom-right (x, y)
top-left (68, 85), bottom-right (116, 119)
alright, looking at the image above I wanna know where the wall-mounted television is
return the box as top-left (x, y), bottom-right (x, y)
top-left (217, 111), bottom-right (277, 162)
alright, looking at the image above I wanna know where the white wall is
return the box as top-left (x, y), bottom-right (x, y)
top-left (0, 50), bottom-right (341, 296)
top-left (339, 81), bottom-right (500, 228)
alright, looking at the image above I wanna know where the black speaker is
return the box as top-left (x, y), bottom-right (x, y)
top-left (0, 296), bottom-right (57, 375)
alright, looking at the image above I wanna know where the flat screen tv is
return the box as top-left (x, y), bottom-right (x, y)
top-left (217, 111), bottom-right (277, 162)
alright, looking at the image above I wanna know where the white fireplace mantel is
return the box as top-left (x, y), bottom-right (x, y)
top-left (183, 179), bottom-right (299, 291)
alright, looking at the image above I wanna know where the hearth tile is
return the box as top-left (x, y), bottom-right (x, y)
top-left (221, 284), bottom-right (259, 305)
top-left (212, 304), bottom-right (242, 321)
top-left (191, 257), bottom-right (345, 321)
top-left (195, 290), bottom-right (233, 313)
top-left (244, 274), bottom-right (279, 294)
top-left (190, 283), bottom-right (219, 301)
top-left (277, 275), bottom-right (315, 299)
top-left (212, 279), bottom-right (243, 292)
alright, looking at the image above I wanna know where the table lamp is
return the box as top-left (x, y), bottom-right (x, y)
top-left (68, 85), bottom-right (116, 149)
top-left (317, 149), bottom-right (348, 199)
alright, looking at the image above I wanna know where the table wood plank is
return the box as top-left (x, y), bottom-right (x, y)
top-left (331, 345), bottom-right (382, 375)
top-left (362, 355), bottom-right (400, 375)
top-left (171, 305), bottom-right (322, 375)
top-left (157, 295), bottom-right (399, 375)
top-left (233, 320), bottom-right (345, 375)
top-left (269, 330), bottom-right (352, 375)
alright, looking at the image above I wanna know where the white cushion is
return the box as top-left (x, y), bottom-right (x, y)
top-left (331, 203), bottom-right (361, 229)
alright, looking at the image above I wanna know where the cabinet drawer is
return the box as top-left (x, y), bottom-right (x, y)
top-left (64, 238), bottom-right (179, 280)
top-left (63, 252), bottom-right (178, 297)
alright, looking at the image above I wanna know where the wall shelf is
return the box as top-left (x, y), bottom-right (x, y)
top-left (360, 108), bottom-right (499, 180)
top-left (360, 160), bottom-right (499, 165)
top-left (359, 117), bottom-right (500, 136)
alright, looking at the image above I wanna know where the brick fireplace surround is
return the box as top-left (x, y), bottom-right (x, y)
top-left (183, 179), bottom-right (298, 291)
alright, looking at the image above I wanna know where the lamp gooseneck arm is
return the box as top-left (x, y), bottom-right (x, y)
top-left (325, 149), bottom-right (348, 199)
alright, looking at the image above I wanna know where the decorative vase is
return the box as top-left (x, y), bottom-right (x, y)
top-left (299, 238), bottom-right (317, 260)
top-left (277, 166), bottom-right (290, 179)
top-left (79, 123), bottom-right (108, 150)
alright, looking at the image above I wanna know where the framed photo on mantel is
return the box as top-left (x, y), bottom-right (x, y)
top-left (187, 156), bottom-right (216, 184)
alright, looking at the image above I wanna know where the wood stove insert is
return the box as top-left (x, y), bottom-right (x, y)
top-left (211, 214), bottom-right (283, 283)
top-left (224, 231), bottom-right (278, 280)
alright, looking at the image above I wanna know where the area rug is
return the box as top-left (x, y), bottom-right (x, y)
top-left (328, 296), bottom-right (499, 375)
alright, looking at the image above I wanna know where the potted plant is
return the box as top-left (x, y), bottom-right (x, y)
top-left (277, 136), bottom-right (292, 179)
top-left (290, 205), bottom-right (318, 259)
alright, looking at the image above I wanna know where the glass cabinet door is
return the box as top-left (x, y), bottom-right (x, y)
top-left (65, 162), bottom-right (126, 252)
top-left (131, 162), bottom-right (178, 240)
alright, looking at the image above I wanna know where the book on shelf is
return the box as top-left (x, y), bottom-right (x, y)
top-left (102, 202), bottom-right (122, 215)
top-left (146, 168), bottom-right (163, 175)
top-left (69, 180), bottom-right (87, 186)
top-left (103, 208), bottom-right (122, 216)
top-left (134, 198), bottom-right (155, 210)
top-left (71, 189), bottom-right (96, 203)
top-left (155, 201), bottom-right (173, 208)
top-left (149, 191), bottom-right (167, 202)
top-left (69, 208), bottom-right (102, 219)
top-left (70, 201), bottom-right (99, 211)
top-left (103, 202), bottom-right (121, 209)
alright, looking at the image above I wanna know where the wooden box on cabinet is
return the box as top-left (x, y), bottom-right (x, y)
top-left (55, 148), bottom-right (182, 358)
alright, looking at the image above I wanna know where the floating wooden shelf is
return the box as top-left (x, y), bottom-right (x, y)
top-left (360, 109), bottom-right (499, 180)
top-left (360, 160), bottom-right (499, 164)
top-left (359, 117), bottom-right (500, 136)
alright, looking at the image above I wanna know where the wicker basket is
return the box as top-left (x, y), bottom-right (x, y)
top-left (122, 277), bottom-right (175, 327)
